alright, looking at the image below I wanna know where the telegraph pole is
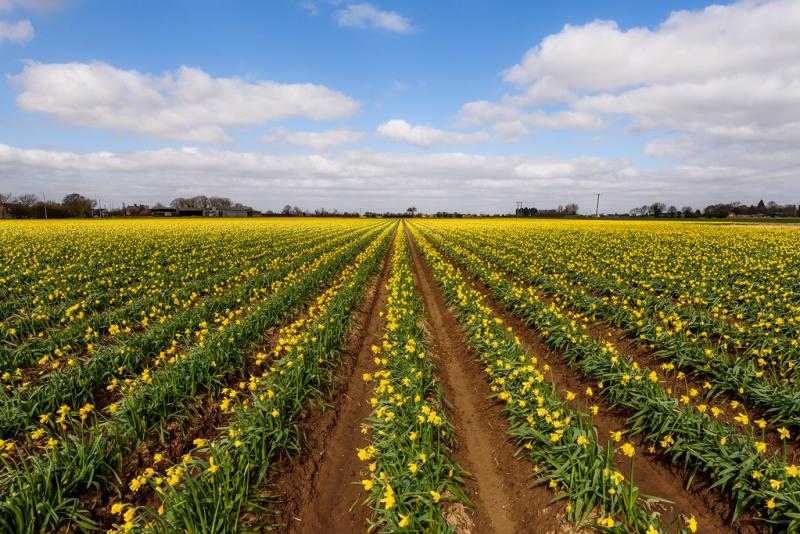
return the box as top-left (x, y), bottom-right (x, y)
top-left (594, 193), bottom-right (601, 217)
top-left (42, 192), bottom-right (48, 220)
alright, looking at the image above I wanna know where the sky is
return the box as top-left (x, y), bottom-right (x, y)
top-left (0, 0), bottom-right (798, 214)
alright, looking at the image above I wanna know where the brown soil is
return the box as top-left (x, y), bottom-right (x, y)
top-left (467, 236), bottom-right (800, 462)
top-left (448, 231), bottom-right (799, 459)
top-left (82, 286), bottom-right (313, 529)
top-left (267, 236), bottom-right (394, 533)
top-left (80, 390), bottom-right (231, 530)
top-left (405, 224), bottom-right (571, 534)
top-left (414, 227), bottom-right (760, 534)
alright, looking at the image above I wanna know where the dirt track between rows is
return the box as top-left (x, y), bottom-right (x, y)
top-left (412, 224), bottom-right (759, 534)
top-left (405, 223), bottom-right (570, 534)
top-left (269, 222), bottom-right (765, 533)
top-left (271, 236), bottom-right (394, 533)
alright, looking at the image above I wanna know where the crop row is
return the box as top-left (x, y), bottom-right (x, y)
top-left (409, 225), bottom-right (677, 533)
top-left (358, 229), bottom-right (468, 532)
top-left (415, 222), bottom-right (800, 530)
top-left (427, 225), bottom-right (800, 431)
top-left (0, 223), bottom-right (387, 532)
top-left (108, 223), bottom-right (394, 533)
top-left (0, 226), bottom-right (373, 438)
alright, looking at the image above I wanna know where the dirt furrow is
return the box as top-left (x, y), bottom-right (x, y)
top-left (463, 236), bottom-right (800, 459)
top-left (416, 229), bottom-right (753, 533)
top-left (405, 225), bottom-right (567, 534)
top-left (268, 235), bottom-right (395, 533)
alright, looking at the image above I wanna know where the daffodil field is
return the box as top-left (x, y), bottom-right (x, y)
top-left (410, 219), bottom-right (800, 533)
top-left (0, 217), bottom-right (798, 533)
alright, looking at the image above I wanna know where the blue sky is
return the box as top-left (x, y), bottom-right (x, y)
top-left (0, 0), bottom-right (797, 213)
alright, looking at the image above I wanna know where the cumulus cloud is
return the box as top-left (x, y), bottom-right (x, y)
top-left (0, 18), bottom-right (32, 43)
top-left (260, 127), bottom-right (366, 150)
top-left (457, 101), bottom-right (605, 141)
top-left (458, 0), bottom-right (800, 164)
top-left (11, 62), bottom-right (360, 143)
top-left (377, 119), bottom-right (488, 147)
top-left (503, 2), bottom-right (800, 91)
top-left (334, 3), bottom-right (413, 33)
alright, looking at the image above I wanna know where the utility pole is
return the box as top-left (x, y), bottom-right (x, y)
top-left (594, 193), bottom-right (601, 217)
top-left (42, 192), bottom-right (48, 220)
top-left (515, 201), bottom-right (523, 215)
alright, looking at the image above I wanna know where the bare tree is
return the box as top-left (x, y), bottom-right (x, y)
top-left (15, 193), bottom-right (38, 207)
top-left (208, 196), bottom-right (233, 209)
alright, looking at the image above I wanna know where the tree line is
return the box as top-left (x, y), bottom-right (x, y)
top-left (165, 195), bottom-right (251, 210)
top-left (628, 200), bottom-right (798, 219)
top-left (514, 203), bottom-right (580, 217)
top-left (0, 192), bottom-right (256, 219)
top-left (0, 193), bottom-right (97, 219)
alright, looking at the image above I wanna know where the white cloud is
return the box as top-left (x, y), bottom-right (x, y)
top-left (334, 3), bottom-right (413, 33)
top-left (503, 1), bottom-right (800, 91)
top-left (5, 143), bottom-right (794, 213)
top-left (457, 0), bottom-right (800, 174)
top-left (0, 143), bottom-right (642, 211)
top-left (11, 62), bottom-right (360, 143)
top-left (0, 18), bottom-right (32, 43)
top-left (260, 128), bottom-right (366, 150)
top-left (377, 119), bottom-right (488, 147)
top-left (457, 101), bottom-right (605, 140)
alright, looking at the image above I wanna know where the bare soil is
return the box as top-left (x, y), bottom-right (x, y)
top-left (414, 228), bottom-right (761, 534)
top-left (405, 225), bottom-right (572, 534)
top-left (267, 237), bottom-right (394, 533)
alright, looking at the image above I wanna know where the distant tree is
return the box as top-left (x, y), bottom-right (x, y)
top-left (8, 193), bottom-right (38, 218)
top-left (516, 206), bottom-right (538, 217)
top-left (767, 201), bottom-right (780, 216)
top-left (650, 202), bottom-right (666, 218)
top-left (208, 196), bottom-right (233, 209)
top-left (15, 193), bottom-right (38, 207)
top-left (681, 206), bottom-right (695, 218)
top-left (757, 199), bottom-right (766, 210)
top-left (281, 204), bottom-right (293, 215)
top-left (563, 203), bottom-right (579, 215)
top-left (406, 206), bottom-right (417, 217)
top-left (170, 198), bottom-right (186, 208)
top-left (62, 193), bottom-right (96, 218)
top-left (667, 205), bottom-right (678, 218)
top-left (153, 202), bottom-right (165, 209)
top-left (703, 203), bottom-right (735, 218)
